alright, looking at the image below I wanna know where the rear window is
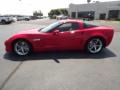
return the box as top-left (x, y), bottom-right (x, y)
top-left (83, 23), bottom-right (98, 28)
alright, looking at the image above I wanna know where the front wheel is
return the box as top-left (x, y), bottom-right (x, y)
top-left (13, 40), bottom-right (31, 56)
top-left (86, 38), bottom-right (104, 54)
top-left (25, 18), bottom-right (29, 21)
top-left (1, 20), bottom-right (6, 24)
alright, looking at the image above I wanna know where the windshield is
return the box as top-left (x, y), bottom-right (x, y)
top-left (40, 21), bottom-right (61, 33)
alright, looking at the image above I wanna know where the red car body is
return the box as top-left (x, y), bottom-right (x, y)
top-left (5, 19), bottom-right (114, 54)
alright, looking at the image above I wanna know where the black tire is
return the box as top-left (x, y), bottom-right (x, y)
top-left (25, 18), bottom-right (29, 21)
top-left (1, 20), bottom-right (6, 24)
top-left (6, 22), bottom-right (12, 24)
top-left (86, 38), bottom-right (104, 54)
top-left (13, 40), bottom-right (32, 56)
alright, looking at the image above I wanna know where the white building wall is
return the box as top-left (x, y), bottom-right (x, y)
top-left (69, 1), bottom-right (120, 19)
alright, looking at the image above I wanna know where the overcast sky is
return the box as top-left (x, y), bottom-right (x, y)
top-left (0, 0), bottom-right (119, 16)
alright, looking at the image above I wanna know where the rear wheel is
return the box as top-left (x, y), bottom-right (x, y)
top-left (13, 40), bottom-right (31, 56)
top-left (86, 38), bottom-right (104, 54)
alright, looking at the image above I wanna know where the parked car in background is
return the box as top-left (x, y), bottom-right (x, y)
top-left (82, 17), bottom-right (94, 21)
top-left (56, 15), bottom-right (68, 20)
top-left (23, 16), bottom-right (30, 21)
top-left (0, 15), bottom-right (14, 24)
top-left (5, 19), bottom-right (114, 56)
top-left (30, 16), bottom-right (39, 20)
top-left (11, 17), bottom-right (17, 22)
top-left (16, 16), bottom-right (30, 21)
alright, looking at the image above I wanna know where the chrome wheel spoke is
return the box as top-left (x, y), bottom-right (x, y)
top-left (93, 45), bottom-right (97, 51)
top-left (17, 48), bottom-right (22, 52)
top-left (95, 39), bottom-right (99, 44)
top-left (16, 43), bottom-right (21, 48)
top-left (21, 47), bottom-right (25, 54)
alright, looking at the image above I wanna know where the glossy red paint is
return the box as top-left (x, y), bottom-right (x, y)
top-left (5, 19), bottom-right (114, 53)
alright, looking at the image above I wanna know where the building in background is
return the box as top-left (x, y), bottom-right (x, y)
top-left (68, 1), bottom-right (120, 20)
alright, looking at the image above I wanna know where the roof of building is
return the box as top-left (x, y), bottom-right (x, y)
top-left (70, 0), bottom-right (120, 6)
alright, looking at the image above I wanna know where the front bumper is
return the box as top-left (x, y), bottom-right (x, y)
top-left (4, 40), bottom-right (12, 52)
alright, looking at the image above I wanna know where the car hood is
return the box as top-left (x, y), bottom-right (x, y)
top-left (18, 28), bottom-right (40, 34)
top-left (6, 28), bottom-right (44, 42)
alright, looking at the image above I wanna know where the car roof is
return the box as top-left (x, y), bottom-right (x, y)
top-left (59, 19), bottom-right (83, 23)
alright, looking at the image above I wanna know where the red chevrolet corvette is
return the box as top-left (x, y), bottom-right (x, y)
top-left (5, 19), bottom-right (114, 56)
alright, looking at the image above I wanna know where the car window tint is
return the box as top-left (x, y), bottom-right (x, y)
top-left (57, 22), bottom-right (80, 32)
top-left (57, 23), bottom-right (72, 32)
top-left (71, 22), bottom-right (80, 30)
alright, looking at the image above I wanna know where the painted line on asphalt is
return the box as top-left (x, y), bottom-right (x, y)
top-left (0, 61), bottom-right (24, 90)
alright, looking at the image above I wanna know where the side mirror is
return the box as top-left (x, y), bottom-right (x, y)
top-left (53, 30), bottom-right (59, 35)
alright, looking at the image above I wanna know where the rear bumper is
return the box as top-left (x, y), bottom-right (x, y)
top-left (106, 29), bottom-right (114, 47)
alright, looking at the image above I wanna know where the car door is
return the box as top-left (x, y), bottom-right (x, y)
top-left (33, 22), bottom-right (62, 51)
top-left (36, 23), bottom-right (73, 51)
top-left (55, 22), bottom-right (83, 50)
top-left (33, 32), bottom-right (60, 51)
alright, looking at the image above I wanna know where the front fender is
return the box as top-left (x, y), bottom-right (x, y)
top-left (5, 34), bottom-right (33, 52)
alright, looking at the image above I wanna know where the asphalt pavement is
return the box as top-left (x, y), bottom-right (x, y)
top-left (0, 19), bottom-right (120, 90)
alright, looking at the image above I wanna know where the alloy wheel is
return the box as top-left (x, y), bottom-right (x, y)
top-left (87, 38), bottom-right (103, 54)
top-left (14, 40), bottom-right (30, 56)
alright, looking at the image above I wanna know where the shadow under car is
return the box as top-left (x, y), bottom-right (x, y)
top-left (3, 48), bottom-right (116, 63)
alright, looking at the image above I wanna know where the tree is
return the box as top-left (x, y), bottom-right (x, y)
top-left (87, 0), bottom-right (91, 3)
top-left (60, 9), bottom-right (68, 15)
top-left (33, 10), bottom-right (43, 16)
top-left (48, 9), bottom-right (68, 19)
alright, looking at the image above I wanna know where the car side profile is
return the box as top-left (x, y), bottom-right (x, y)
top-left (5, 19), bottom-right (114, 56)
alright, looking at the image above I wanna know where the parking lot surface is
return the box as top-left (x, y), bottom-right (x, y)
top-left (0, 19), bottom-right (120, 90)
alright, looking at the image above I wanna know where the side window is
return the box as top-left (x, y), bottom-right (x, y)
top-left (57, 23), bottom-right (72, 32)
top-left (57, 22), bottom-right (80, 32)
top-left (71, 22), bottom-right (80, 30)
